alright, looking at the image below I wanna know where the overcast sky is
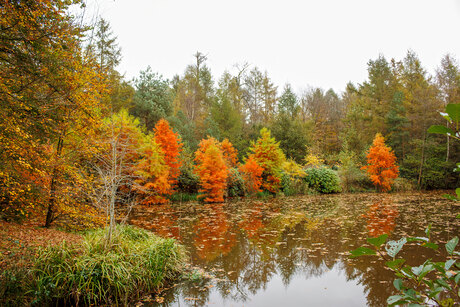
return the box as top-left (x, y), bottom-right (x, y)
top-left (82, 0), bottom-right (460, 94)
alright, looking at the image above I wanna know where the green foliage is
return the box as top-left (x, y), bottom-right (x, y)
top-left (168, 111), bottom-right (199, 151)
top-left (391, 177), bottom-right (416, 192)
top-left (31, 225), bottom-right (186, 306)
top-left (350, 229), bottom-right (460, 306)
top-left (177, 165), bottom-right (200, 195)
top-left (400, 140), bottom-right (459, 189)
top-left (281, 172), bottom-right (310, 196)
top-left (271, 114), bottom-right (309, 163)
top-left (337, 146), bottom-right (374, 192)
top-left (227, 168), bottom-right (245, 198)
top-left (131, 67), bottom-right (173, 130)
top-left (0, 268), bottom-right (30, 306)
top-left (303, 167), bottom-right (342, 194)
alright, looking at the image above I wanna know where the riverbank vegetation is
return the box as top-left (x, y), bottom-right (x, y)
top-left (0, 1), bottom-right (459, 305)
top-left (0, 224), bottom-right (186, 306)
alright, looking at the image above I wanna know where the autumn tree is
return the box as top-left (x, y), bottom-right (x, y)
top-left (248, 128), bottom-right (286, 193)
top-left (239, 155), bottom-right (263, 194)
top-left (154, 118), bottom-right (183, 192)
top-left (194, 137), bottom-right (228, 202)
top-left (0, 0), bottom-right (110, 226)
top-left (134, 135), bottom-right (170, 205)
top-left (221, 138), bottom-right (238, 168)
top-left (362, 133), bottom-right (399, 192)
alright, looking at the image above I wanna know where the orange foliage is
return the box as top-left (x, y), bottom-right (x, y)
top-left (221, 138), bottom-right (238, 168)
top-left (194, 137), bottom-right (228, 203)
top-left (193, 204), bottom-right (236, 261)
top-left (363, 201), bottom-right (399, 237)
top-left (154, 119), bottom-right (183, 191)
top-left (135, 136), bottom-right (170, 205)
top-left (239, 155), bottom-right (263, 194)
top-left (362, 133), bottom-right (399, 192)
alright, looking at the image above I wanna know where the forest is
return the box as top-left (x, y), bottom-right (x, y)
top-left (1, 0), bottom-right (459, 227)
top-left (1, 1), bottom-right (459, 306)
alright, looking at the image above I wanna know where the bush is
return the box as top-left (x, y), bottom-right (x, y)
top-left (303, 167), bottom-right (342, 194)
top-left (177, 165), bottom-right (200, 194)
top-left (391, 177), bottom-right (416, 192)
top-left (281, 172), bottom-right (310, 196)
top-left (338, 164), bottom-right (374, 192)
top-left (30, 225), bottom-right (186, 306)
top-left (227, 168), bottom-right (245, 198)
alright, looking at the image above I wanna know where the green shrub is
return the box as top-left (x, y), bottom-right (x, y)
top-left (303, 167), bottom-right (342, 194)
top-left (177, 165), bottom-right (199, 194)
top-left (281, 172), bottom-right (310, 196)
top-left (338, 164), bottom-right (374, 192)
top-left (391, 177), bottom-right (416, 192)
top-left (31, 225), bottom-right (186, 306)
top-left (170, 192), bottom-right (198, 203)
top-left (227, 168), bottom-right (245, 198)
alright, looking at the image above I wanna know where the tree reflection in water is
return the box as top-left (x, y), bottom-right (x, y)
top-left (128, 192), bottom-right (459, 307)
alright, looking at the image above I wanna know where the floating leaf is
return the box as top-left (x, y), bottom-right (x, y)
top-left (367, 234), bottom-right (388, 248)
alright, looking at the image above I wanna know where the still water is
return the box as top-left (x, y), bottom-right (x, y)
top-left (129, 192), bottom-right (459, 306)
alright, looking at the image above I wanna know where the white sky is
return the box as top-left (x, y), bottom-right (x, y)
top-left (82, 0), bottom-right (460, 94)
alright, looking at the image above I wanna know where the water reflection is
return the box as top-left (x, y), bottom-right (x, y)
top-left (128, 192), bottom-right (459, 307)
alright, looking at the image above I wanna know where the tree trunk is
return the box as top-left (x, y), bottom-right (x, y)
top-left (417, 132), bottom-right (426, 189)
top-left (446, 132), bottom-right (450, 162)
top-left (45, 136), bottom-right (64, 227)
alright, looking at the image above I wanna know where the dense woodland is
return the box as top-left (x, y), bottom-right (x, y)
top-left (1, 0), bottom-right (459, 228)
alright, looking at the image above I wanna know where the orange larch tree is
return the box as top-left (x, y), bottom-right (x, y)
top-left (194, 137), bottom-right (228, 202)
top-left (154, 118), bottom-right (183, 192)
top-left (362, 133), bottom-right (399, 192)
top-left (239, 155), bottom-right (263, 194)
top-left (221, 138), bottom-right (238, 168)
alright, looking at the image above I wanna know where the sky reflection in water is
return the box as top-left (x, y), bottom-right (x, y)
top-left (129, 192), bottom-right (459, 307)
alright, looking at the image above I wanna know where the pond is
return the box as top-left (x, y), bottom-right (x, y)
top-left (128, 192), bottom-right (459, 306)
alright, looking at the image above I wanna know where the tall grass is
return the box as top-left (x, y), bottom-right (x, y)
top-left (1, 225), bottom-right (186, 306)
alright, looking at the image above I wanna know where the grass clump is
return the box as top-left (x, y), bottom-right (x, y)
top-left (28, 224), bottom-right (186, 306)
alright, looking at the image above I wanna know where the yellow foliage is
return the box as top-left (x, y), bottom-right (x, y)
top-left (304, 153), bottom-right (324, 167)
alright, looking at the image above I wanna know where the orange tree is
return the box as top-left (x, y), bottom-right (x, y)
top-left (221, 138), bottom-right (238, 168)
top-left (248, 128), bottom-right (286, 193)
top-left (239, 155), bottom-right (263, 194)
top-left (194, 137), bottom-right (228, 202)
top-left (153, 118), bottom-right (183, 192)
top-left (362, 133), bottom-right (399, 192)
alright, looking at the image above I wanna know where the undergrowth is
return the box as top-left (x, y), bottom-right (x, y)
top-left (0, 224), bottom-right (186, 306)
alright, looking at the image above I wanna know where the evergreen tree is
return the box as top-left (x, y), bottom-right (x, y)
top-left (131, 67), bottom-right (173, 130)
